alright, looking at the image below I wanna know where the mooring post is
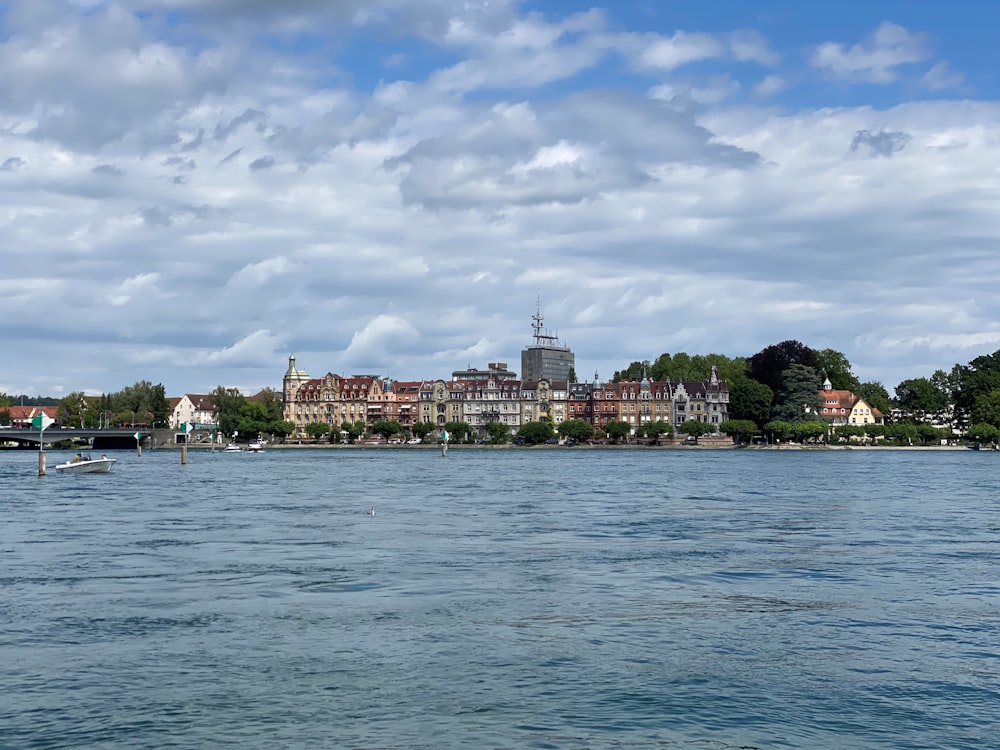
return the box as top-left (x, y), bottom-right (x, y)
top-left (38, 450), bottom-right (46, 477)
top-left (181, 444), bottom-right (187, 465)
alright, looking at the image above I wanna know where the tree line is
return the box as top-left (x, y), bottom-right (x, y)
top-left (613, 341), bottom-right (1000, 442)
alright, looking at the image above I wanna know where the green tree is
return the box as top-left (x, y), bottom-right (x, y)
top-left (772, 364), bottom-right (823, 423)
top-left (886, 422), bottom-right (917, 445)
top-left (645, 420), bottom-right (673, 444)
top-left (728, 378), bottom-right (773, 427)
top-left (954, 351), bottom-right (1000, 417)
top-left (305, 422), bottom-right (330, 441)
top-left (567, 367), bottom-right (578, 384)
top-left (966, 422), bottom-right (999, 445)
top-left (719, 419), bottom-right (757, 443)
top-left (211, 386), bottom-right (246, 436)
top-left (604, 420), bottom-right (631, 443)
top-left (792, 420), bottom-right (829, 443)
top-left (814, 348), bottom-right (860, 391)
top-left (678, 419), bottom-right (714, 443)
top-left (857, 381), bottom-right (892, 417)
top-left (59, 391), bottom-right (98, 428)
top-left (270, 420), bottom-right (296, 442)
top-left (970, 389), bottom-right (1000, 427)
top-left (834, 424), bottom-right (865, 443)
top-left (518, 420), bottom-right (554, 445)
top-left (647, 352), bottom-right (745, 383)
top-left (612, 361), bottom-right (646, 382)
top-left (442, 421), bottom-right (470, 442)
top-left (341, 420), bottom-right (366, 443)
top-left (915, 423), bottom-right (946, 445)
top-left (372, 419), bottom-right (403, 440)
top-left (557, 419), bottom-right (595, 441)
top-left (748, 340), bottom-right (821, 402)
top-left (254, 388), bottom-right (286, 423)
top-left (930, 368), bottom-right (959, 403)
top-left (412, 421), bottom-right (436, 440)
top-left (895, 377), bottom-right (949, 416)
top-left (235, 400), bottom-right (271, 440)
top-left (865, 423), bottom-right (886, 441)
top-left (484, 421), bottom-right (510, 444)
top-left (110, 380), bottom-right (168, 425)
top-left (763, 420), bottom-right (794, 442)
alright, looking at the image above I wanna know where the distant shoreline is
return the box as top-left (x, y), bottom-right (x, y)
top-left (146, 442), bottom-right (984, 452)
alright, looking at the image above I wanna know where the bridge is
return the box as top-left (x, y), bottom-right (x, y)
top-left (0, 428), bottom-right (155, 449)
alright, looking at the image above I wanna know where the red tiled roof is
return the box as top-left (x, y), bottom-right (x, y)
top-left (6, 405), bottom-right (60, 421)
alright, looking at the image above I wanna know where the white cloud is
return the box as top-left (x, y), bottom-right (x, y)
top-left (637, 31), bottom-right (724, 71)
top-left (811, 21), bottom-right (927, 83)
top-left (197, 329), bottom-right (286, 367)
top-left (228, 257), bottom-right (301, 287)
top-left (752, 74), bottom-right (786, 98)
top-left (922, 61), bottom-right (965, 91)
top-left (650, 76), bottom-right (742, 105)
top-left (108, 272), bottom-right (162, 306)
top-left (343, 315), bottom-right (422, 369)
top-left (0, 1), bottom-right (998, 398)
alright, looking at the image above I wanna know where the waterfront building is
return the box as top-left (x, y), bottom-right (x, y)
top-left (287, 371), bottom-right (343, 433)
top-left (278, 356), bottom-right (728, 440)
top-left (390, 381), bottom-right (422, 433)
top-left (616, 375), bottom-right (673, 433)
top-left (282, 354), bottom-right (313, 430)
top-left (461, 374), bottom-right (523, 437)
top-left (452, 362), bottom-right (517, 382)
top-left (6, 405), bottom-right (61, 429)
top-left (520, 302), bottom-right (575, 384)
top-left (671, 366), bottom-right (730, 430)
top-left (567, 374), bottom-right (615, 428)
top-left (819, 377), bottom-right (883, 427)
top-left (168, 394), bottom-right (215, 429)
top-left (418, 379), bottom-right (465, 428)
top-left (520, 378), bottom-right (568, 428)
top-left (590, 379), bottom-right (621, 432)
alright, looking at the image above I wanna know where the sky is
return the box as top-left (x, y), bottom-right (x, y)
top-left (2, 0), bottom-right (999, 399)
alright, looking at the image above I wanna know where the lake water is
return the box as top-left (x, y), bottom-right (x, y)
top-left (1, 447), bottom-right (998, 749)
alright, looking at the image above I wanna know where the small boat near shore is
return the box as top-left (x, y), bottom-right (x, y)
top-left (223, 443), bottom-right (242, 453)
top-left (55, 453), bottom-right (118, 474)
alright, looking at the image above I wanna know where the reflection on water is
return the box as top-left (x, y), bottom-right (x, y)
top-left (1, 448), bottom-right (998, 748)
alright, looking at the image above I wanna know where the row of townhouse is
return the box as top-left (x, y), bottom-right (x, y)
top-left (281, 355), bottom-right (731, 438)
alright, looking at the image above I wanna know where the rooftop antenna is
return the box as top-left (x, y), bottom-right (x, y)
top-left (532, 294), bottom-right (544, 345)
top-left (531, 294), bottom-right (560, 346)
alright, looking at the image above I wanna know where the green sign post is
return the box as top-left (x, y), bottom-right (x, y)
top-left (32, 412), bottom-right (55, 476)
top-left (180, 422), bottom-right (194, 465)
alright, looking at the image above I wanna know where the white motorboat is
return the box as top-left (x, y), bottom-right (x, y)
top-left (247, 441), bottom-right (264, 453)
top-left (223, 443), bottom-right (242, 453)
top-left (55, 454), bottom-right (118, 474)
